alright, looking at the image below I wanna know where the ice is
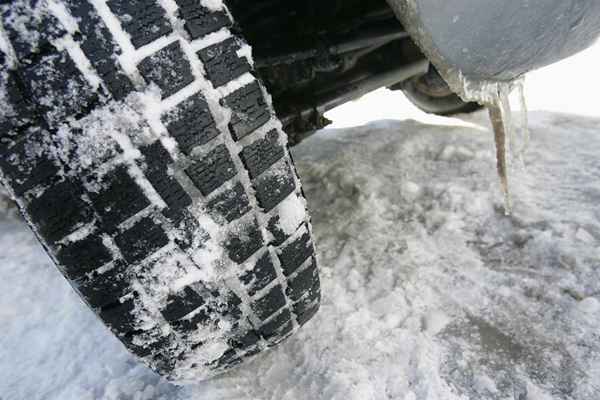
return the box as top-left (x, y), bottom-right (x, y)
top-left (446, 72), bottom-right (532, 215)
top-left (515, 79), bottom-right (530, 162)
top-left (488, 91), bottom-right (512, 214)
top-left (3, 111), bottom-right (600, 399)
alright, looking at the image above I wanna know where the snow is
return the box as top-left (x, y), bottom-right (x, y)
top-left (200, 0), bottom-right (225, 12)
top-left (275, 195), bottom-right (307, 237)
top-left (3, 110), bottom-right (600, 399)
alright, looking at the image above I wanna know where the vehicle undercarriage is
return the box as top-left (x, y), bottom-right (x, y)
top-left (228, 0), bottom-right (433, 144)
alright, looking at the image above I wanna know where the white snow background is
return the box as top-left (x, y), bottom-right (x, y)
top-left (2, 41), bottom-right (600, 400)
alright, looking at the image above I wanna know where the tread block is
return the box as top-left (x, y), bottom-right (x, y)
top-left (286, 258), bottom-right (318, 302)
top-left (293, 279), bottom-right (320, 315)
top-left (139, 141), bottom-right (174, 167)
top-left (121, 330), bottom-right (169, 358)
top-left (27, 180), bottom-right (92, 243)
top-left (162, 93), bottom-right (220, 154)
top-left (197, 37), bottom-right (251, 88)
top-left (214, 349), bottom-right (241, 369)
top-left (138, 41), bottom-right (194, 99)
top-left (143, 165), bottom-right (192, 218)
top-left (222, 81), bottom-right (271, 141)
top-left (67, 1), bottom-right (118, 63)
top-left (0, 133), bottom-right (61, 197)
top-left (66, 1), bottom-right (134, 100)
top-left (1, 2), bottom-right (66, 63)
top-left (229, 329), bottom-right (260, 352)
top-left (115, 216), bottom-right (169, 264)
top-left (260, 308), bottom-right (293, 340)
top-left (240, 252), bottom-right (277, 297)
top-left (184, 144), bottom-right (236, 196)
top-left (277, 229), bottom-right (314, 276)
top-left (295, 302), bottom-right (319, 326)
top-left (56, 235), bottom-right (113, 281)
top-left (22, 51), bottom-right (97, 127)
top-left (173, 308), bottom-right (210, 333)
top-left (253, 162), bottom-right (296, 212)
top-left (89, 166), bottom-right (151, 231)
top-left (1, 71), bottom-right (35, 135)
top-left (106, 0), bottom-right (172, 49)
top-left (224, 219), bottom-right (264, 264)
top-left (77, 260), bottom-right (130, 308)
top-left (0, 156), bottom-right (59, 196)
top-left (251, 284), bottom-right (286, 321)
top-left (102, 70), bottom-right (135, 101)
top-left (239, 130), bottom-right (285, 179)
top-left (294, 289), bottom-right (320, 326)
top-left (206, 182), bottom-right (250, 223)
top-left (175, 0), bottom-right (231, 40)
top-left (266, 214), bottom-right (289, 247)
top-left (138, 141), bottom-right (182, 222)
top-left (101, 297), bottom-right (137, 332)
top-left (161, 287), bottom-right (204, 322)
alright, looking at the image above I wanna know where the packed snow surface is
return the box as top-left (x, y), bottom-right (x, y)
top-left (2, 111), bottom-right (600, 399)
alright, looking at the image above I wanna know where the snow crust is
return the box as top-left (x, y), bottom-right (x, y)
top-left (2, 111), bottom-right (600, 399)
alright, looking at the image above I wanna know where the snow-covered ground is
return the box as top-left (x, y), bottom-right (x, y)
top-left (2, 108), bottom-right (600, 399)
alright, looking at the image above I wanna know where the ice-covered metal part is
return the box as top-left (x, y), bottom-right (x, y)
top-left (386, 1), bottom-right (588, 213)
top-left (387, 0), bottom-right (600, 84)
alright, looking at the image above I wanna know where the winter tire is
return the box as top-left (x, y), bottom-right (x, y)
top-left (0, 0), bottom-right (320, 382)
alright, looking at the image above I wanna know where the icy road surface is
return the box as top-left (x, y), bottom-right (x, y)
top-left (2, 111), bottom-right (600, 400)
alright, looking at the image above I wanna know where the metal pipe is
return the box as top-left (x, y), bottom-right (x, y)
top-left (255, 26), bottom-right (409, 68)
top-left (281, 59), bottom-right (428, 126)
top-left (329, 30), bottom-right (409, 54)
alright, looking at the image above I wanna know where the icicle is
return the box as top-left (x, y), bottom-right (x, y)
top-left (488, 93), bottom-right (513, 215)
top-left (515, 79), bottom-right (530, 166)
top-left (435, 68), bottom-right (531, 214)
top-left (498, 84), bottom-right (515, 160)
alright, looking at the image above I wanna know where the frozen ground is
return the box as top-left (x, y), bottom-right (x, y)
top-left (2, 110), bottom-right (600, 399)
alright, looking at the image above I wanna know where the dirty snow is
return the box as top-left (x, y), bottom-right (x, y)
top-left (2, 110), bottom-right (600, 399)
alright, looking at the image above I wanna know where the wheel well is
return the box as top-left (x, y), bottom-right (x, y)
top-left (228, 0), bottom-right (427, 144)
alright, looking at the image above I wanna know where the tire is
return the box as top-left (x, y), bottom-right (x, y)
top-left (0, 0), bottom-right (320, 383)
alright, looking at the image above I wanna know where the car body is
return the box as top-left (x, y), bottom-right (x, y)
top-left (388, 0), bottom-right (600, 82)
